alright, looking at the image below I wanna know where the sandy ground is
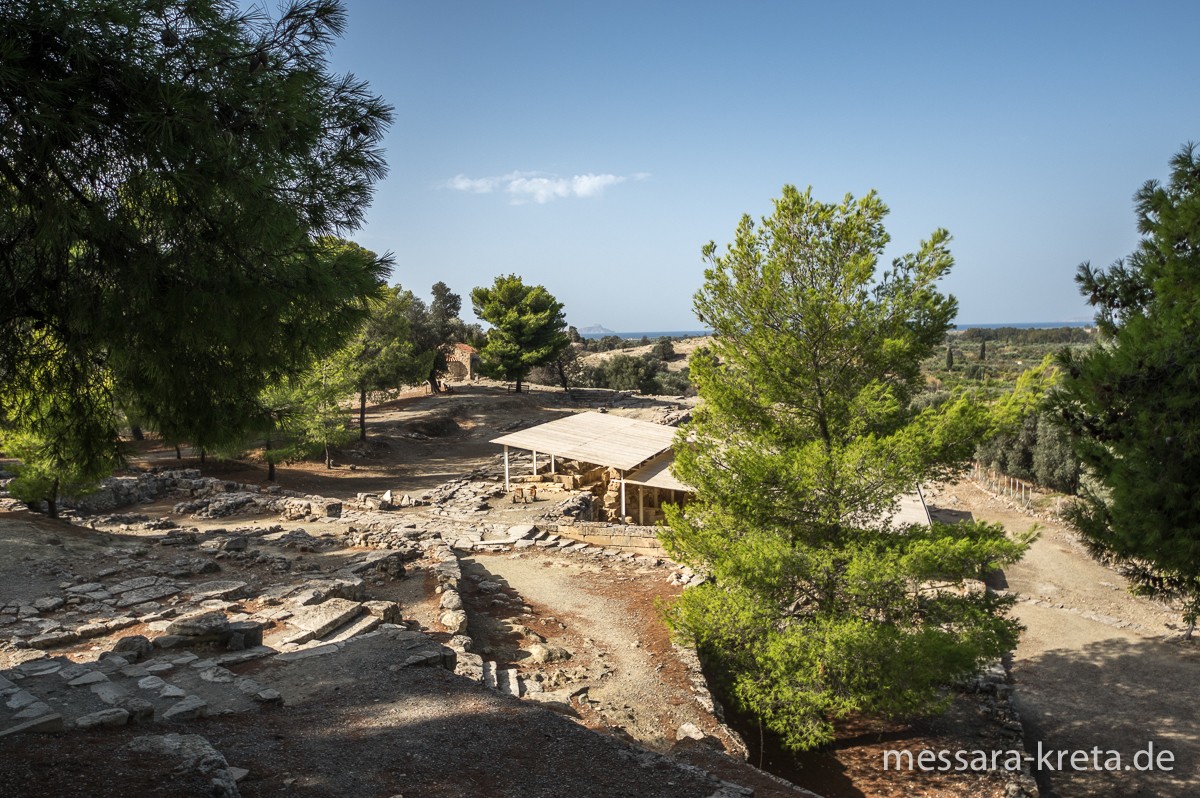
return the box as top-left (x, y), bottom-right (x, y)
top-left (927, 481), bottom-right (1200, 797)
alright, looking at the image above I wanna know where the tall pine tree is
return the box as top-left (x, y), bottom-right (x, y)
top-left (471, 275), bottom-right (569, 393)
top-left (662, 186), bottom-right (1028, 750)
top-left (1051, 143), bottom-right (1200, 638)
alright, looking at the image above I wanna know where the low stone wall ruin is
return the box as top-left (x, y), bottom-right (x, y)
top-left (554, 522), bottom-right (666, 556)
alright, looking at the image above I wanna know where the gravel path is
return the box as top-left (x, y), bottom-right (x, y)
top-left (928, 481), bottom-right (1200, 797)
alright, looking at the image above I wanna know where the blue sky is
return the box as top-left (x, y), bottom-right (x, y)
top-left (318, 1), bottom-right (1200, 331)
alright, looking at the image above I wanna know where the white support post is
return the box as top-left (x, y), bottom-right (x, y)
top-left (638, 485), bottom-right (644, 525)
top-left (504, 445), bottom-right (510, 492)
top-left (550, 454), bottom-right (556, 474)
top-left (533, 450), bottom-right (538, 475)
top-left (620, 470), bottom-right (626, 520)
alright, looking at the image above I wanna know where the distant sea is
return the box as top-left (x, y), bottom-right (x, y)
top-left (581, 322), bottom-right (1092, 340)
top-left (953, 321), bottom-right (1093, 330)
top-left (579, 330), bottom-right (711, 340)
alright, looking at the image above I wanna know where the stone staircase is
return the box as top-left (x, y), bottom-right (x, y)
top-left (480, 660), bottom-right (525, 698)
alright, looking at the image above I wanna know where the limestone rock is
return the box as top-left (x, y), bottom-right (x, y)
top-left (109, 576), bottom-right (159, 595)
top-left (287, 598), bottom-right (363, 638)
top-left (165, 610), bottom-right (229, 638)
top-left (112, 634), bottom-right (154, 661)
top-left (162, 695), bottom-right (208, 721)
top-left (527, 643), bottom-right (571, 664)
top-left (186, 581), bottom-right (247, 601)
top-left (440, 610), bottom-right (468, 635)
top-left (126, 733), bottom-right (240, 798)
top-left (75, 708), bottom-right (130, 730)
top-left (115, 583), bottom-right (181, 608)
top-left (29, 630), bottom-right (79, 649)
top-left (507, 524), bottom-right (537, 538)
top-left (363, 600), bottom-right (401, 624)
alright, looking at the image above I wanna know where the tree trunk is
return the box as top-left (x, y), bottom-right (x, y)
top-left (359, 387), bottom-right (367, 442)
top-left (200, 448), bottom-right (206, 465)
top-left (325, 442), bottom-right (333, 469)
top-left (131, 425), bottom-right (144, 441)
top-left (556, 362), bottom-right (570, 392)
top-left (515, 376), bottom-right (523, 393)
top-left (175, 444), bottom-right (182, 460)
top-left (268, 459), bottom-right (276, 481)
top-left (427, 375), bottom-right (440, 394)
top-left (47, 478), bottom-right (59, 519)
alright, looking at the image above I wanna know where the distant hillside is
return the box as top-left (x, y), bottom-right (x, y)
top-left (578, 324), bottom-right (616, 335)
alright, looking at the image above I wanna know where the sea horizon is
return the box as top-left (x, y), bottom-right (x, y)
top-left (579, 320), bottom-right (1093, 339)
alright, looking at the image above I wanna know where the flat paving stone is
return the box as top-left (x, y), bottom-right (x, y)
top-left (185, 580), bottom-right (247, 600)
top-left (286, 598), bottom-right (362, 639)
top-left (108, 576), bottom-right (160, 595)
top-left (67, 671), bottom-right (108, 687)
top-left (162, 695), bottom-right (207, 721)
top-left (115, 584), bottom-right (181, 609)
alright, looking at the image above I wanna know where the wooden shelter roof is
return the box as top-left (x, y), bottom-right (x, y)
top-left (490, 412), bottom-right (678, 472)
top-left (624, 453), bottom-right (692, 492)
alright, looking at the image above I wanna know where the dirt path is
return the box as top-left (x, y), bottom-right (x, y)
top-left (927, 481), bottom-right (1200, 797)
top-left (459, 551), bottom-right (813, 798)
top-left (467, 552), bottom-right (735, 750)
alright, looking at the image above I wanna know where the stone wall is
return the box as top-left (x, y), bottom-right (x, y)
top-left (555, 522), bottom-right (666, 556)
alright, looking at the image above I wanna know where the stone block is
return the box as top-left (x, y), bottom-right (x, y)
top-left (109, 576), bottom-right (159, 595)
top-left (120, 697), bottom-right (155, 723)
top-left (162, 695), bottom-right (207, 721)
top-left (440, 610), bottom-right (468, 635)
top-left (13, 701), bottom-right (53, 719)
top-left (113, 635), bottom-right (154, 661)
top-left (68, 670), bottom-right (108, 687)
top-left (186, 581), bottom-right (247, 601)
top-left (0, 713), bottom-right (64, 737)
top-left (29, 630), bottom-right (79, 649)
top-left (152, 635), bottom-right (187, 649)
top-left (362, 600), bottom-right (401, 624)
top-left (75, 708), bottom-right (130, 730)
top-left (286, 598), bottom-right (362, 638)
top-left (224, 621), bottom-right (264, 649)
top-left (115, 584), bottom-right (181, 609)
top-left (165, 610), bottom-right (229, 638)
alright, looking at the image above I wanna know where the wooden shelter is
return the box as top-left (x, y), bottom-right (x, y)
top-left (490, 412), bottom-right (690, 523)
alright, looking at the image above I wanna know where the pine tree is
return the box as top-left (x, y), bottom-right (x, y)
top-left (338, 279), bottom-right (437, 440)
top-left (470, 275), bottom-right (570, 393)
top-left (0, 0), bottom-right (391, 489)
top-left (1051, 143), bottom-right (1200, 638)
top-left (662, 185), bottom-right (1028, 750)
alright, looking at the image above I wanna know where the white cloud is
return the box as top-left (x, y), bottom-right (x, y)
top-left (444, 170), bottom-right (643, 204)
top-left (446, 174), bottom-right (498, 193)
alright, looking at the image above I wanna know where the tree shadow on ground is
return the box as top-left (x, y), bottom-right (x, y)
top-left (1014, 635), bottom-right (1200, 797)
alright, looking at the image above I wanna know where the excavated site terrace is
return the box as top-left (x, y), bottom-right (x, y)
top-left (0, 385), bottom-right (1035, 798)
